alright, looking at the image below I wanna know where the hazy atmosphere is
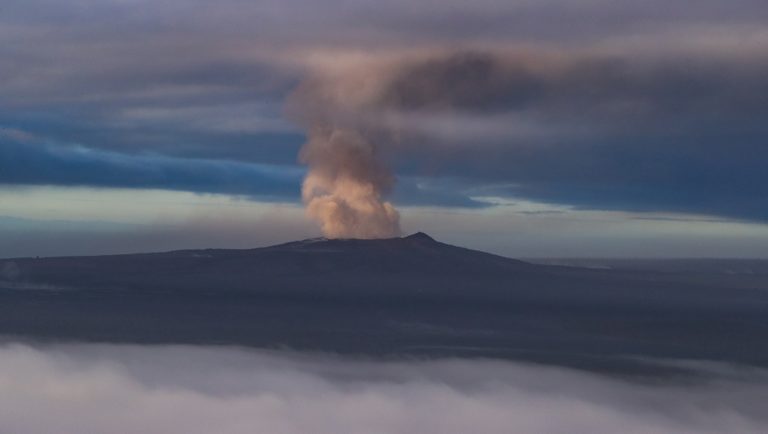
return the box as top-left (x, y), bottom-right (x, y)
top-left (4, 0), bottom-right (768, 256)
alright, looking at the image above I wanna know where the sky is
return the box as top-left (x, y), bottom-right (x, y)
top-left (3, 0), bottom-right (768, 257)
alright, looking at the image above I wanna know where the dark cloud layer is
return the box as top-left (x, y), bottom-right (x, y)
top-left (0, 136), bottom-right (301, 199)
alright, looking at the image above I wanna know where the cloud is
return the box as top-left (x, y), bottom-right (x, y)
top-left (0, 343), bottom-right (766, 434)
top-left (3, 0), bottom-right (768, 221)
top-left (0, 134), bottom-right (485, 211)
top-left (0, 135), bottom-right (302, 199)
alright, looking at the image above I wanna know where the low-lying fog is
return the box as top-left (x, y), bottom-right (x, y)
top-left (0, 343), bottom-right (766, 434)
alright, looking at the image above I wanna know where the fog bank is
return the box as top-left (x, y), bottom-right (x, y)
top-left (0, 343), bottom-right (766, 433)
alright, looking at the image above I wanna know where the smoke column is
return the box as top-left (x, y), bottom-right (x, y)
top-left (292, 50), bottom-right (526, 239)
top-left (299, 123), bottom-right (400, 239)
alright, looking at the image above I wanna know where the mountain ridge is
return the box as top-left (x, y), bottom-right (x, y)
top-left (1, 232), bottom-right (768, 371)
top-left (0, 232), bottom-right (538, 292)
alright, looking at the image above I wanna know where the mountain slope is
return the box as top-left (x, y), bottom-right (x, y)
top-left (1, 233), bottom-right (768, 373)
top-left (1, 232), bottom-right (540, 294)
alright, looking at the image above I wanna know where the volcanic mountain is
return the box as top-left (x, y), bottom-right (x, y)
top-left (3, 232), bottom-right (534, 295)
top-left (1, 233), bottom-right (767, 373)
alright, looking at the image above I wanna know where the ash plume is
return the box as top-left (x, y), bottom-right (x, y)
top-left (291, 65), bottom-right (402, 239)
top-left (299, 125), bottom-right (400, 239)
top-left (291, 47), bottom-right (768, 236)
top-left (289, 50), bottom-right (541, 239)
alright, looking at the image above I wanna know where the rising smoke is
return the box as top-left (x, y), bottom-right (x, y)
top-left (291, 63), bottom-right (403, 239)
top-left (299, 125), bottom-right (400, 239)
top-left (290, 50), bottom-right (577, 238)
top-left (292, 48), bottom-right (768, 238)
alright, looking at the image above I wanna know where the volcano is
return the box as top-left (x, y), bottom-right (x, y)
top-left (1, 233), bottom-right (767, 373)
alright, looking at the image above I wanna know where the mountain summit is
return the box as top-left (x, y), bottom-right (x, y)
top-left (404, 232), bottom-right (436, 242)
top-left (3, 232), bottom-right (532, 294)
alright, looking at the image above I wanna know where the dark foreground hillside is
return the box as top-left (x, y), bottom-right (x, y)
top-left (2, 233), bottom-right (767, 374)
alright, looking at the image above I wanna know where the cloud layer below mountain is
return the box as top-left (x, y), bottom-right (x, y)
top-left (1, 343), bottom-right (766, 434)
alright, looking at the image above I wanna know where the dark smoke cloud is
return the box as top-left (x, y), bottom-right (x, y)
top-left (380, 52), bottom-right (547, 112)
top-left (374, 50), bottom-right (768, 120)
